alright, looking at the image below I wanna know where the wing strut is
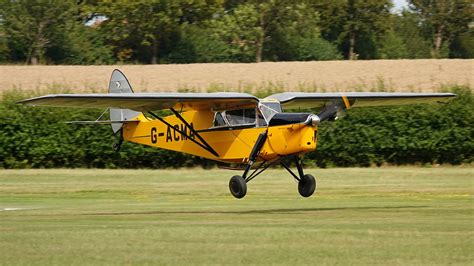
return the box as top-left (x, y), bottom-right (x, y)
top-left (148, 111), bottom-right (219, 157)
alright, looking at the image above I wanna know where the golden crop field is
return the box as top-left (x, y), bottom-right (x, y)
top-left (0, 59), bottom-right (472, 93)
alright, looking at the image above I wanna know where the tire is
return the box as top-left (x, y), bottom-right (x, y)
top-left (298, 174), bottom-right (316, 197)
top-left (229, 175), bottom-right (247, 199)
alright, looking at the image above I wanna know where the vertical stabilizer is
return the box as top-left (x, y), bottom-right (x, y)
top-left (109, 69), bottom-right (141, 133)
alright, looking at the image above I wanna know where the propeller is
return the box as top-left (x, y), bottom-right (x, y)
top-left (317, 96), bottom-right (351, 122)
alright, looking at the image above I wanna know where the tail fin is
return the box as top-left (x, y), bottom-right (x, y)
top-left (109, 69), bottom-right (141, 133)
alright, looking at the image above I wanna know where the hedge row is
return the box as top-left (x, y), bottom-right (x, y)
top-left (0, 87), bottom-right (472, 168)
top-left (307, 87), bottom-right (473, 167)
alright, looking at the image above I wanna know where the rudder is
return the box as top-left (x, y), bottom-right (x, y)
top-left (109, 69), bottom-right (141, 133)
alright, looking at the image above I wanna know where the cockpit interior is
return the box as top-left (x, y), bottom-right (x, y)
top-left (212, 101), bottom-right (283, 129)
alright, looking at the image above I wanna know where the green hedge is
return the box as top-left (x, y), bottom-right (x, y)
top-left (308, 87), bottom-right (473, 167)
top-left (0, 87), bottom-right (472, 168)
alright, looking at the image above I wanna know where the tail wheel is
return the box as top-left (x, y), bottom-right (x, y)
top-left (298, 174), bottom-right (316, 197)
top-left (229, 175), bottom-right (247, 199)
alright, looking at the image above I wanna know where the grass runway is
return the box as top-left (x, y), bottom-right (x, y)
top-left (0, 167), bottom-right (473, 265)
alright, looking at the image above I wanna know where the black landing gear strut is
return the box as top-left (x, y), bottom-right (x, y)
top-left (229, 131), bottom-right (268, 199)
top-left (228, 131), bottom-right (317, 199)
top-left (112, 129), bottom-right (123, 152)
top-left (281, 157), bottom-right (316, 197)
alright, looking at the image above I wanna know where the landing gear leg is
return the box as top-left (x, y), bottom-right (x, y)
top-left (228, 131), bottom-right (268, 199)
top-left (281, 157), bottom-right (316, 197)
top-left (112, 129), bottom-right (123, 152)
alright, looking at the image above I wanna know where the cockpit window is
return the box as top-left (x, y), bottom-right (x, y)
top-left (210, 102), bottom-right (282, 128)
top-left (212, 108), bottom-right (259, 128)
top-left (263, 102), bottom-right (282, 113)
top-left (259, 102), bottom-right (282, 122)
top-left (213, 112), bottom-right (226, 126)
top-left (225, 108), bottom-right (256, 126)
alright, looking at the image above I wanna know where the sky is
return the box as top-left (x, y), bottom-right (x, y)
top-left (392, 0), bottom-right (409, 11)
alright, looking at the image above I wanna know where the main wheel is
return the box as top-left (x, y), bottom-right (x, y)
top-left (229, 175), bottom-right (247, 199)
top-left (298, 174), bottom-right (316, 197)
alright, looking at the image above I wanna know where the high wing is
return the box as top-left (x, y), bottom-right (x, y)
top-left (18, 92), bottom-right (259, 112)
top-left (267, 92), bottom-right (456, 110)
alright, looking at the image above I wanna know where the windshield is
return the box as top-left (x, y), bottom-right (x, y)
top-left (259, 102), bottom-right (282, 122)
top-left (225, 108), bottom-right (256, 126)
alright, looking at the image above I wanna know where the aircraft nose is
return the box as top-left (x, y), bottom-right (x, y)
top-left (309, 114), bottom-right (320, 127)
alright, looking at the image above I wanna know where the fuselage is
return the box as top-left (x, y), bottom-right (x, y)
top-left (122, 107), bottom-right (318, 164)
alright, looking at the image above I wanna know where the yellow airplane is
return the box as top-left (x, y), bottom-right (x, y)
top-left (19, 69), bottom-right (456, 198)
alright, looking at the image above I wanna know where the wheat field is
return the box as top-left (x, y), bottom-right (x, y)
top-left (0, 59), bottom-right (472, 94)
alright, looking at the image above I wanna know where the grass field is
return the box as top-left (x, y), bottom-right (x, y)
top-left (1, 59), bottom-right (472, 93)
top-left (0, 167), bottom-right (472, 265)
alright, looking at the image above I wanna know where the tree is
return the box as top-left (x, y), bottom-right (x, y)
top-left (267, 2), bottom-right (341, 61)
top-left (344, 0), bottom-right (392, 59)
top-left (0, 19), bottom-right (9, 62)
top-left (313, 0), bottom-right (392, 60)
top-left (291, 37), bottom-right (342, 61)
top-left (391, 10), bottom-right (431, 58)
top-left (408, 0), bottom-right (473, 58)
top-left (0, 0), bottom-right (112, 64)
top-left (378, 28), bottom-right (409, 59)
top-left (449, 28), bottom-right (474, 58)
top-left (207, 3), bottom-right (263, 62)
top-left (166, 24), bottom-right (233, 63)
top-left (88, 0), bottom-right (223, 64)
top-left (0, 0), bottom-right (77, 64)
top-left (90, 1), bottom-right (180, 64)
top-left (47, 22), bottom-right (113, 64)
top-left (202, 1), bottom-right (340, 62)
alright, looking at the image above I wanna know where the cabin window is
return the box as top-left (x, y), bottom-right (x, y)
top-left (212, 108), bottom-right (266, 128)
top-left (225, 108), bottom-right (256, 126)
top-left (213, 112), bottom-right (226, 126)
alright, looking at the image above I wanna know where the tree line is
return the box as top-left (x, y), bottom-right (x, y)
top-left (0, 0), bottom-right (472, 65)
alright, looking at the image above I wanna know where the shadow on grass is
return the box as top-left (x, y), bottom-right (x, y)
top-left (82, 205), bottom-right (428, 216)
